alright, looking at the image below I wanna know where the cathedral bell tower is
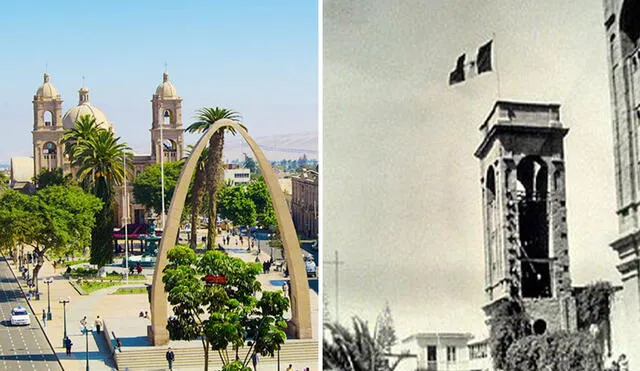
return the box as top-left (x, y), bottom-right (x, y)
top-left (32, 73), bottom-right (64, 176)
top-left (475, 101), bottom-right (576, 333)
top-left (151, 72), bottom-right (184, 163)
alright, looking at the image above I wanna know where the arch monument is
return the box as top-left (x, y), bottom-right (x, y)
top-left (148, 119), bottom-right (313, 345)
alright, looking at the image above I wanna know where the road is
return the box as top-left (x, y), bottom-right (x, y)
top-left (0, 257), bottom-right (63, 371)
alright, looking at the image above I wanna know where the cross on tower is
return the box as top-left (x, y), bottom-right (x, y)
top-left (164, 62), bottom-right (168, 73)
top-left (325, 250), bottom-right (345, 323)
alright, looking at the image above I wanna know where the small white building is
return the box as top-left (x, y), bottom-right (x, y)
top-left (401, 332), bottom-right (474, 371)
top-left (223, 166), bottom-right (250, 186)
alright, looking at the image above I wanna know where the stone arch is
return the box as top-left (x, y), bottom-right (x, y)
top-left (149, 119), bottom-right (312, 345)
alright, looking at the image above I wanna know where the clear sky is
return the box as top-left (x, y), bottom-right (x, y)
top-left (324, 0), bottom-right (621, 344)
top-left (0, 1), bottom-right (317, 162)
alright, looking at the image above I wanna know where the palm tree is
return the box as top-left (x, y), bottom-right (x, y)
top-left (184, 145), bottom-right (209, 250)
top-left (62, 114), bottom-right (101, 163)
top-left (324, 316), bottom-right (411, 371)
top-left (69, 128), bottom-right (131, 266)
top-left (185, 107), bottom-right (241, 249)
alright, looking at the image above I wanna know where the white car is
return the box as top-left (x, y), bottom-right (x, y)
top-left (10, 306), bottom-right (30, 326)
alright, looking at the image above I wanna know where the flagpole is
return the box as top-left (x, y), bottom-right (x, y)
top-left (493, 32), bottom-right (501, 99)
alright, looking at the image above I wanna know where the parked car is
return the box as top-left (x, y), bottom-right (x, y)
top-left (10, 306), bottom-right (30, 326)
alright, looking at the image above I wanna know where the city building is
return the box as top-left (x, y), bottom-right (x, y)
top-left (401, 332), bottom-right (473, 371)
top-left (223, 164), bottom-right (251, 186)
top-left (10, 157), bottom-right (34, 192)
top-left (602, 0), bottom-right (640, 365)
top-left (20, 72), bottom-right (185, 224)
top-left (291, 168), bottom-right (318, 239)
top-left (467, 338), bottom-right (491, 371)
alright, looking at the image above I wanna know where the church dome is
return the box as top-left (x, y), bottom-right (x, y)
top-left (155, 72), bottom-right (178, 98)
top-left (62, 87), bottom-right (112, 131)
top-left (35, 73), bottom-right (59, 99)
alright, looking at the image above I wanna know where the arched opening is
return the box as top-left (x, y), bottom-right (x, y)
top-left (620, 0), bottom-right (640, 47)
top-left (43, 111), bottom-right (53, 127)
top-left (42, 142), bottom-right (57, 170)
top-left (163, 109), bottom-right (172, 126)
top-left (516, 156), bottom-right (551, 298)
top-left (163, 139), bottom-right (177, 162)
top-left (533, 319), bottom-right (547, 335)
top-left (486, 166), bottom-right (498, 288)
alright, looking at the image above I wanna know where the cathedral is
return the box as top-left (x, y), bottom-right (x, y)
top-left (29, 71), bottom-right (185, 225)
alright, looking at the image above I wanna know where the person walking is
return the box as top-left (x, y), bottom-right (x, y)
top-left (80, 316), bottom-right (87, 328)
top-left (286, 364), bottom-right (293, 371)
top-left (251, 351), bottom-right (259, 371)
top-left (166, 347), bottom-right (175, 370)
top-left (64, 337), bottom-right (73, 356)
top-left (94, 315), bottom-right (102, 334)
top-left (42, 309), bottom-right (46, 328)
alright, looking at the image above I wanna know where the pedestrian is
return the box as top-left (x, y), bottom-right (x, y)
top-left (136, 264), bottom-right (143, 275)
top-left (94, 315), bottom-right (102, 334)
top-left (80, 315), bottom-right (87, 328)
top-left (144, 311), bottom-right (149, 318)
top-left (166, 347), bottom-right (175, 370)
top-left (619, 354), bottom-right (629, 371)
top-left (129, 265), bottom-right (135, 275)
top-left (64, 337), bottom-right (73, 355)
top-left (52, 261), bottom-right (57, 270)
top-left (42, 309), bottom-right (46, 327)
top-left (255, 256), bottom-right (260, 263)
top-left (235, 239), bottom-right (238, 247)
top-left (251, 351), bottom-right (259, 371)
top-left (286, 364), bottom-right (293, 371)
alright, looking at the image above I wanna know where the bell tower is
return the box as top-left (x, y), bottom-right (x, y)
top-left (32, 73), bottom-right (64, 176)
top-left (475, 101), bottom-right (576, 332)
top-left (151, 72), bottom-right (184, 163)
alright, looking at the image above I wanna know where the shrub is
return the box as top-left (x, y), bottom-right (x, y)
top-left (488, 299), bottom-right (531, 370)
top-left (505, 331), bottom-right (603, 371)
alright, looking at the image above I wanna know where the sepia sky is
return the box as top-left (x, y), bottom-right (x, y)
top-left (323, 0), bottom-right (620, 341)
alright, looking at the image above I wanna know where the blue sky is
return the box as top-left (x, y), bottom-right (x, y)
top-left (0, 1), bottom-right (318, 162)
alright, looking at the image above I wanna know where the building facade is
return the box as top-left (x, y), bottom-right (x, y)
top-left (27, 72), bottom-right (184, 225)
top-left (291, 168), bottom-right (318, 239)
top-left (602, 0), bottom-right (640, 365)
top-left (223, 165), bottom-right (251, 186)
top-left (474, 101), bottom-right (577, 333)
top-left (401, 333), bottom-right (473, 371)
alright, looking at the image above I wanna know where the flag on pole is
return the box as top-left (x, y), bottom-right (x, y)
top-left (448, 40), bottom-right (493, 85)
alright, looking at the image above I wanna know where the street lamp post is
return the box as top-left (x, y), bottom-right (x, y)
top-left (83, 325), bottom-right (93, 371)
top-left (43, 278), bottom-right (53, 320)
top-left (59, 297), bottom-right (71, 347)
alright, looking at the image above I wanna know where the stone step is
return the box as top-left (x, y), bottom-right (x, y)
top-left (114, 340), bottom-right (318, 370)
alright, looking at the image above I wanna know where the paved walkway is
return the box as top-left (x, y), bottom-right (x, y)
top-left (10, 230), bottom-right (318, 370)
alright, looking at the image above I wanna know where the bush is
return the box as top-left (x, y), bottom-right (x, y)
top-left (69, 267), bottom-right (98, 278)
top-left (576, 281), bottom-right (614, 329)
top-left (488, 299), bottom-right (531, 370)
top-left (505, 331), bottom-right (603, 371)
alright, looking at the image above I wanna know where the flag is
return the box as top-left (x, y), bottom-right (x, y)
top-left (476, 40), bottom-right (492, 74)
top-left (448, 39), bottom-right (493, 85)
top-left (448, 54), bottom-right (466, 85)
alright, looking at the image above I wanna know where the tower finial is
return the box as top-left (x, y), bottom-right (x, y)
top-left (164, 62), bottom-right (168, 73)
top-left (163, 71), bottom-right (169, 82)
top-left (82, 75), bottom-right (85, 88)
top-left (43, 72), bottom-right (50, 83)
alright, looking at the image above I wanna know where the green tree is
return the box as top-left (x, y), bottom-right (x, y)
top-left (33, 168), bottom-right (73, 189)
top-left (0, 186), bottom-right (102, 288)
top-left (68, 125), bottom-right (131, 267)
top-left (62, 114), bottom-right (101, 164)
top-left (243, 153), bottom-right (259, 176)
top-left (246, 180), bottom-right (277, 229)
top-left (163, 246), bottom-right (288, 371)
top-left (218, 186), bottom-right (257, 228)
top-left (132, 161), bottom-right (183, 213)
top-left (186, 107), bottom-right (242, 249)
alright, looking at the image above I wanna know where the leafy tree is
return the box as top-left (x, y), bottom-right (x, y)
top-left (62, 114), bottom-right (101, 163)
top-left (488, 299), bottom-right (532, 370)
top-left (186, 107), bottom-right (242, 249)
top-left (66, 123), bottom-right (131, 267)
top-left (33, 168), bottom-right (73, 189)
top-left (218, 186), bottom-right (257, 229)
top-left (0, 186), bottom-right (102, 289)
top-left (246, 180), bottom-right (277, 229)
top-left (243, 153), bottom-right (259, 176)
top-left (132, 161), bottom-right (183, 213)
top-left (376, 301), bottom-right (397, 353)
top-left (163, 246), bottom-right (288, 371)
